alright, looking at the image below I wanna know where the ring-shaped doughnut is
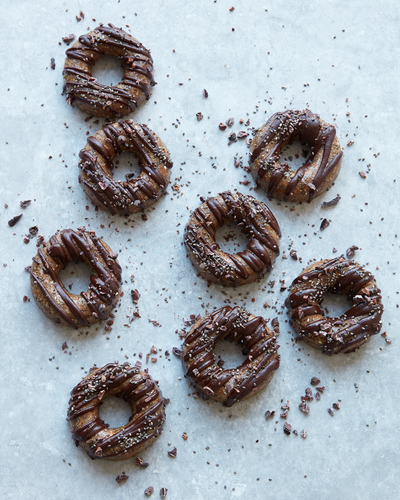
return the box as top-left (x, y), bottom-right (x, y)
top-left (249, 109), bottom-right (343, 202)
top-left (63, 24), bottom-right (155, 118)
top-left (182, 306), bottom-right (280, 407)
top-left (285, 256), bottom-right (384, 355)
top-left (28, 228), bottom-right (121, 329)
top-left (68, 362), bottom-right (166, 461)
top-left (184, 191), bottom-right (281, 287)
top-left (79, 120), bottom-right (172, 215)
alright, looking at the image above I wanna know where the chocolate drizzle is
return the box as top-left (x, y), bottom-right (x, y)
top-left (29, 228), bottom-right (121, 329)
top-left (68, 362), bottom-right (166, 460)
top-left (63, 24), bottom-right (155, 118)
top-left (285, 256), bottom-right (383, 355)
top-left (249, 109), bottom-right (343, 201)
top-left (184, 191), bottom-right (281, 286)
top-left (182, 307), bottom-right (280, 407)
top-left (79, 120), bottom-right (172, 215)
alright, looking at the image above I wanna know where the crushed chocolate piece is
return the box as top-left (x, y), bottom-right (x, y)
top-left (219, 123), bottom-right (227, 131)
top-left (300, 429), bottom-right (307, 439)
top-left (8, 214), bottom-right (22, 227)
top-left (29, 225), bottom-right (39, 235)
top-left (237, 131), bottom-right (248, 138)
top-left (332, 402), bottom-right (340, 410)
top-left (142, 213), bottom-right (148, 221)
top-left (265, 410), bottom-right (275, 419)
top-left (321, 195), bottom-right (341, 207)
top-left (320, 218), bottom-right (330, 231)
top-left (228, 132), bottom-right (237, 142)
top-left (316, 386), bottom-right (325, 393)
top-left (116, 474), bottom-right (129, 484)
top-left (290, 249), bottom-right (298, 260)
top-left (359, 171), bottom-right (367, 179)
top-left (196, 112), bottom-right (203, 121)
top-left (315, 392), bottom-right (321, 400)
top-left (20, 200), bottom-right (31, 208)
top-left (168, 447), bottom-right (177, 458)
top-left (62, 34), bottom-right (75, 45)
top-left (182, 432), bottom-right (188, 440)
top-left (283, 422), bottom-right (292, 435)
top-left (280, 410), bottom-right (288, 419)
top-left (328, 408), bottom-right (335, 416)
top-left (50, 58), bottom-right (56, 70)
top-left (172, 347), bottom-right (182, 356)
top-left (226, 117), bottom-right (234, 127)
top-left (203, 89), bottom-right (208, 98)
top-left (160, 488), bottom-right (168, 498)
top-left (145, 487), bottom-right (154, 497)
top-left (347, 140), bottom-right (354, 147)
top-left (311, 377), bottom-right (320, 386)
top-left (298, 401), bottom-right (310, 414)
top-left (131, 289), bottom-right (140, 303)
top-left (346, 245), bottom-right (359, 259)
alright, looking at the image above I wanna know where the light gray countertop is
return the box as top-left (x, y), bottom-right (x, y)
top-left (1, 1), bottom-right (399, 498)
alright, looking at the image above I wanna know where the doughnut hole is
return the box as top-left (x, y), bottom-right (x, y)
top-left (113, 151), bottom-right (142, 182)
top-left (91, 54), bottom-right (124, 87)
top-left (99, 396), bottom-right (133, 429)
top-left (321, 293), bottom-right (352, 319)
top-left (58, 261), bottom-right (92, 295)
top-left (213, 339), bottom-right (247, 370)
top-left (215, 222), bottom-right (249, 255)
top-left (280, 138), bottom-right (312, 172)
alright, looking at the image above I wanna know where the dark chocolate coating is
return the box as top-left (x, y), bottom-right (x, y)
top-left (63, 24), bottom-right (155, 118)
top-left (79, 120), bottom-right (172, 215)
top-left (285, 256), bottom-right (383, 355)
top-left (249, 109), bottom-right (343, 202)
top-left (182, 306), bottom-right (280, 407)
top-left (29, 228), bottom-right (121, 329)
top-left (68, 362), bottom-right (166, 461)
top-left (184, 191), bottom-right (281, 287)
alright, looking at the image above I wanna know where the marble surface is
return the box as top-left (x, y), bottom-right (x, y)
top-left (1, 0), bottom-right (399, 498)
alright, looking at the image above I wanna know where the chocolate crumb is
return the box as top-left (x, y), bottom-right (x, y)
top-left (290, 249), bottom-right (298, 260)
top-left (172, 347), bottom-right (182, 356)
top-left (300, 429), bottom-right (307, 439)
top-left (145, 487), bottom-right (154, 497)
top-left (8, 214), bottom-right (22, 227)
top-left (328, 408), bottom-right (335, 416)
top-left (237, 131), bottom-right (249, 138)
top-left (196, 112), bottom-right (203, 121)
top-left (167, 447), bottom-right (177, 458)
top-left (265, 410), bottom-right (275, 419)
top-left (20, 200), bottom-right (31, 208)
top-left (316, 386), bottom-right (325, 393)
top-left (182, 432), bottom-right (188, 440)
top-left (283, 422), bottom-right (292, 435)
top-left (116, 474), bottom-right (129, 484)
top-left (226, 117), bottom-right (234, 127)
top-left (36, 235), bottom-right (44, 246)
top-left (332, 402), bottom-right (340, 410)
top-left (320, 218), bottom-right (330, 231)
top-left (131, 289), bottom-right (140, 303)
top-left (62, 34), bottom-right (75, 45)
top-left (311, 377), bottom-right (320, 386)
top-left (50, 58), bottom-right (56, 70)
top-left (347, 140), bottom-right (354, 147)
top-left (228, 132), bottom-right (237, 142)
top-left (315, 392), bottom-right (321, 400)
top-left (219, 123), bottom-right (227, 131)
top-left (346, 245), bottom-right (359, 259)
top-left (298, 401), bottom-right (310, 414)
top-left (142, 213), bottom-right (148, 221)
top-left (160, 487), bottom-right (168, 498)
top-left (203, 89), bottom-right (208, 98)
top-left (29, 225), bottom-right (39, 235)
top-left (321, 196), bottom-right (341, 207)
top-left (359, 171), bottom-right (367, 179)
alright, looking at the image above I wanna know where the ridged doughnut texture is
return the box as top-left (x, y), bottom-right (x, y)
top-left (67, 362), bottom-right (166, 461)
top-left (63, 23), bottom-right (155, 118)
top-left (29, 228), bottom-right (121, 329)
top-left (184, 191), bottom-right (281, 287)
top-left (182, 306), bottom-right (280, 407)
top-left (249, 109), bottom-right (343, 202)
top-left (285, 256), bottom-right (383, 355)
top-left (79, 120), bottom-right (172, 215)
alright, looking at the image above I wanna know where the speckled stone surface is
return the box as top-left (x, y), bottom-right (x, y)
top-left (1, 1), bottom-right (399, 499)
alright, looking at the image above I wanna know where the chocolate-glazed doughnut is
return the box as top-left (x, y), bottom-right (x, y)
top-left (68, 362), bottom-right (166, 461)
top-left (79, 120), bottom-right (172, 215)
top-left (182, 306), bottom-right (280, 407)
top-left (249, 109), bottom-right (343, 202)
top-left (63, 24), bottom-right (155, 118)
top-left (28, 228), bottom-right (121, 329)
top-left (184, 191), bottom-right (281, 287)
top-left (285, 256), bottom-right (383, 355)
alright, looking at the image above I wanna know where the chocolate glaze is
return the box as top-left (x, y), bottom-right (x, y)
top-left (29, 229), bottom-right (121, 329)
top-left (79, 120), bottom-right (172, 215)
top-left (250, 109), bottom-right (343, 201)
top-left (285, 256), bottom-right (383, 355)
top-left (184, 191), bottom-right (281, 286)
top-left (182, 306), bottom-right (280, 407)
top-left (63, 24), bottom-right (155, 118)
top-left (68, 362), bottom-right (166, 460)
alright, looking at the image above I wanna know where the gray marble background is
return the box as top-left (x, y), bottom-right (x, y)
top-left (1, 0), bottom-right (399, 498)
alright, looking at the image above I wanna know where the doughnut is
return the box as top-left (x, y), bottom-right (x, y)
top-left (28, 228), bottom-right (121, 329)
top-left (182, 306), bottom-right (280, 407)
top-left (285, 256), bottom-right (384, 355)
top-left (79, 120), bottom-right (172, 215)
top-left (184, 191), bottom-right (281, 287)
top-left (67, 362), bottom-right (166, 461)
top-left (63, 23), bottom-right (155, 118)
top-left (249, 109), bottom-right (343, 202)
